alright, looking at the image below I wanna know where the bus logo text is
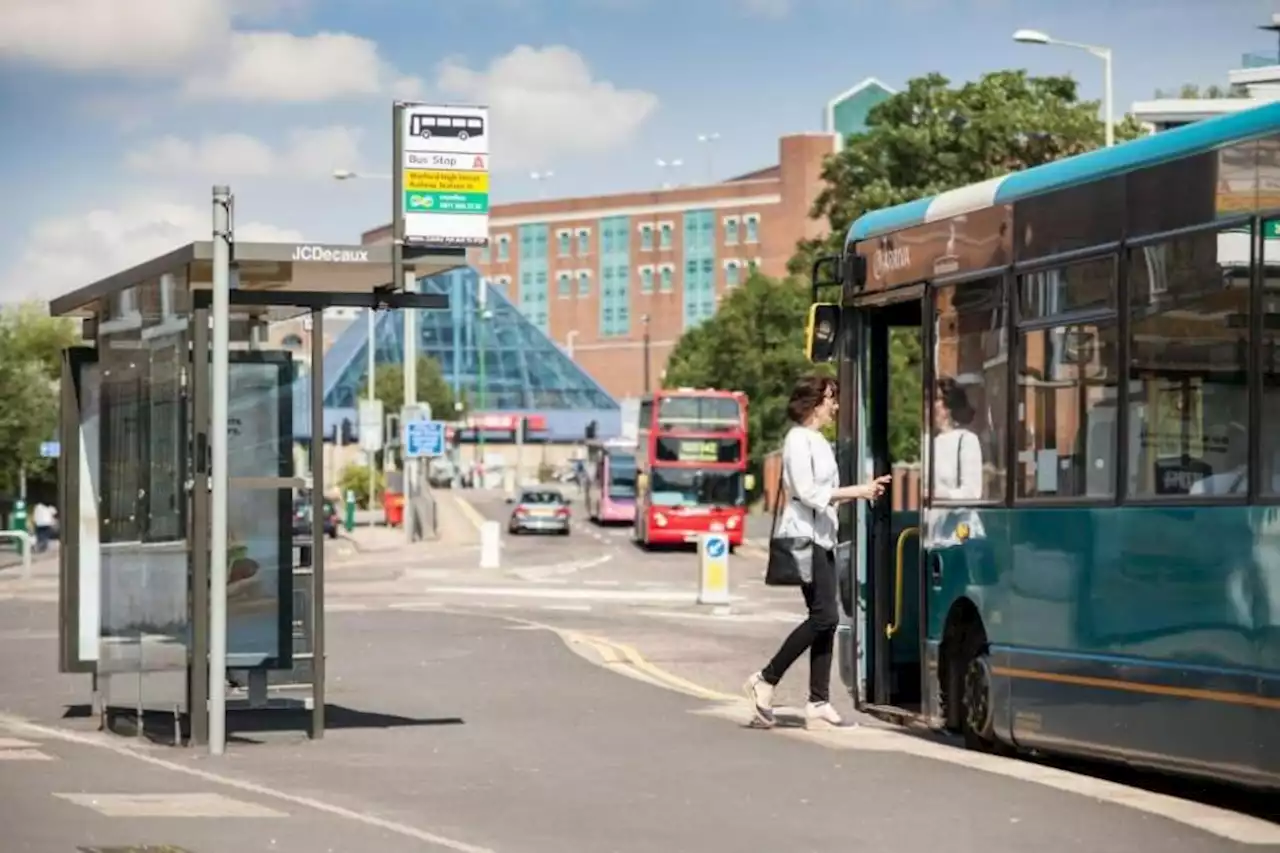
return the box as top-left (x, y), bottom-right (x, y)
top-left (873, 246), bottom-right (911, 280)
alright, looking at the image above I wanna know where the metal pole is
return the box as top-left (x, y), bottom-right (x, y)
top-left (1101, 48), bottom-right (1114, 147)
top-left (477, 284), bottom-right (487, 486)
top-left (209, 185), bottom-right (232, 756)
top-left (392, 101), bottom-right (414, 542)
top-left (310, 308), bottom-right (326, 739)
top-left (367, 307), bottom-right (379, 519)
top-left (403, 268), bottom-right (419, 542)
top-left (642, 315), bottom-right (651, 393)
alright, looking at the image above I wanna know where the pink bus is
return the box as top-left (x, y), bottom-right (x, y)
top-left (583, 438), bottom-right (638, 525)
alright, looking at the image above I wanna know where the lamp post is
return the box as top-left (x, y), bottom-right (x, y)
top-left (641, 314), bottom-right (651, 393)
top-left (697, 133), bottom-right (720, 183)
top-left (655, 158), bottom-right (683, 190)
top-left (1013, 29), bottom-right (1114, 147)
top-left (530, 170), bottom-right (554, 199)
top-left (476, 279), bottom-right (492, 486)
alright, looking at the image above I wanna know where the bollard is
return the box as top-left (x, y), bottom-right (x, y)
top-left (9, 501), bottom-right (26, 555)
top-left (697, 532), bottom-right (731, 606)
top-left (479, 520), bottom-right (501, 570)
top-left (344, 489), bottom-right (356, 533)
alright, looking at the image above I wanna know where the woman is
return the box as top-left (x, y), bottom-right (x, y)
top-left (745, 375), bottom-right (891, 728)
top-left (932, 377), bottom-right (983, 501)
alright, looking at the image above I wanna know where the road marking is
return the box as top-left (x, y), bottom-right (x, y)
top-left (582, 579), bottom-right (621, 587)
top-left (0, 714), bottom-right (495, 853)
top-left (55, 792), bottom-right (287, 818)
top-left (423, 585), bottom-right (713, 604)
top-left (0, 748), bottom-right (53, 760)
top-left (538, 604), bottom-right (592, 613)
top-left (451, 494), bottom-right (487, 532)
top-left (508, 553), bottom-right (614, 581)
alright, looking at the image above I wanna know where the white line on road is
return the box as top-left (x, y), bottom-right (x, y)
top-left (422, 585), bottom-right (719, 604)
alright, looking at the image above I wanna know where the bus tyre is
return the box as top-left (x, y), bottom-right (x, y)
top-left (957, 629), bottom-right (998, 752)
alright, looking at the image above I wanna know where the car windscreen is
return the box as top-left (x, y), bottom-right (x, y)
top-left (520, 491), bottom-right (563, 504)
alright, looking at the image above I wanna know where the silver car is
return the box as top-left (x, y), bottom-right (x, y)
top-left (508, 489), bottom-right (572, 535)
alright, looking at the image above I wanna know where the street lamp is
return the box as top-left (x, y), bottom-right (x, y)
top-left (656, 158), bottom-right (683, 190)
top-left (1013, 29), bottom-right (1114, 147)
top-left (697, 133), bottom-right (720, 183)
top-left (332, 168), bottom-right (392, 181)
top-left (641, 314), bottom-right (651, 393)
top-left (530, 170), bottom-right (554, 199)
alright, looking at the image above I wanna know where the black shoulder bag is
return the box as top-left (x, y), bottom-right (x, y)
top-left (764, 446), bottom-right (817, 587)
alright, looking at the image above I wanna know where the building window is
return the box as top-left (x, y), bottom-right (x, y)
top-left (725, 261), bottom-right (741, 287)
top-left (577, 228), bottom-right (590, 255)
top-left (557, 230), bottom-right (571, 257)
top-left (281, 334), bottom-right (303, 349)
top-left (1127, 226), bottom-right (1249, 498)
top-left (577, 269), bottom-right (591, 296)
top-left (640, 224), bottom-right (654, 251)
top-left (660, 222), bottom-right (673, 249)
top-left (1016, 258), bottom-right (1118, 499)
top-left (640, 265), bottom-right (654, 294)
top-left (930, 277), bottom-right (1008, 502)
top-left (557, 271), bottom-right (572, 298)
top-left (724, 217), bottom-right (739, 245)
top-left (497, 235), bottom-right (510, 262)
top-left (660, 264), bottom-right (673, 292)
top-left (745, 214), bottom-right (760, 243)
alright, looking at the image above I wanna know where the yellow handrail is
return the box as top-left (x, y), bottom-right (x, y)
top-left (886, 526), bottom-right (920, 638)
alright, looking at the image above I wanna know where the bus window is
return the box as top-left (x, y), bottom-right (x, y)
top-left (1261, 217), bottom-right (1280, 495)
top-left (1125, 226), bottom-right (1249, 498)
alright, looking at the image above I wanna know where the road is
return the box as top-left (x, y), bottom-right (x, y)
top-left (0, 489), bottom-right (1276, 852)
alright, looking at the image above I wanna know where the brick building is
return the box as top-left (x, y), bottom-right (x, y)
top-left (362, 132), bottom-right (837, 400)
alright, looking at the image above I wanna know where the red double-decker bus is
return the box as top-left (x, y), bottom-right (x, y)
top-left (633, 388), bottom-right (751, 548)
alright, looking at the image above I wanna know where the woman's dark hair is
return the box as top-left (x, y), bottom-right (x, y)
top-left (787, 375), bottom-right (837, 424)
top-left (936, 377), bottom-right (975, 426)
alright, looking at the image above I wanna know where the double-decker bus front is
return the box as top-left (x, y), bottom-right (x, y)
top-left (634, 391), bottom-right (749, 547)
top-left (584, 439), bottom-right (638, 524)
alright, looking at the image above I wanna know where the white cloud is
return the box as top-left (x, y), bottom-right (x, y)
top-left (739, 0), bottom-right (791, 17)
top-left (0, 0), bottom-right (230, 74)
top-left (2, 199), bottom-right (303, 303)
top-left (185, 30), bottom-right (423, 102)
top-left (124, 126), bottom-right (366, 178)
top-left (435, 45), bottom-right (658, 169)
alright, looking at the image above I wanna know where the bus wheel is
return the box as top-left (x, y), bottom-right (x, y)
top-left (958, 628), bottom-right (998, 752)
top-left (458, 131), bottom-right (469, 141)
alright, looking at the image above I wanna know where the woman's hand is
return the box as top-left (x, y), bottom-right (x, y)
top-left (833, 475), bottom-right (893, 502)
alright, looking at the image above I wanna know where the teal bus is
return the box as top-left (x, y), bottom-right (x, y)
top-left (806, 100), bottom-right (1280, 788)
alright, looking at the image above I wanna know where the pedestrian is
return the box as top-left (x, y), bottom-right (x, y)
top-left (745, 375), bottom-right (890, 728)
top-left (32, 501), bottom-right (55, 553)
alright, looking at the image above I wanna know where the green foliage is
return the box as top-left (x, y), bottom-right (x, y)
top-left (663, 272), bottom-right (831, 486)
top-left (789, 70), bottom-right (1146, 278)
top-left (0, 305), bottom-right (79, 495)
top-left (374, 356), bottom-right (455, 420)
top-left (338, 462), bottom-right (384, 509)
top-left (782, 69), bottom-right (1141, 462)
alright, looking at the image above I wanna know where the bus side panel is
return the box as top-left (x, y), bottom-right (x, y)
top-left (998, 505), bottom-right (1269, 784)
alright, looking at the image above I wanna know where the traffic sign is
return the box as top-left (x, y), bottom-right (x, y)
top-left (358, 399), bottom-right (384, 453)
top-left (698, 532), bottom-right (731, 605)
top-left (404, 418), bottom-right (446, 458)
top-left (397, 103), bottom-right (490, 248)
top-left (40, 441), bottom-right (60, 459)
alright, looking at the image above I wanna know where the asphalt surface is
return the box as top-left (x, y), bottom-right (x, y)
top-left (0, 490), bottom-right (1276, 852)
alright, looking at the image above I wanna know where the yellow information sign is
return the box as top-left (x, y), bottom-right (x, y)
top-left (404, 169), bottom-right (489, 193)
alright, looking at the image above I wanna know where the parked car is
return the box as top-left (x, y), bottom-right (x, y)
top-left (293, 495), bottom-right (340, 539)
top-left (507, 489), bottom-right (571, 536)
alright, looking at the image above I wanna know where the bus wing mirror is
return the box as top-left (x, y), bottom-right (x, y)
top-left (805, 303), bottom-right (840, 363)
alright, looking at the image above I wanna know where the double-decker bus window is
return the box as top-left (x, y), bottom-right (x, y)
top-left (1016, 258), bottom-right (1119, 499)
top-left (649, 468), bottom-right (744, 508)
top-left (607, 453), bottom-right (637, 498)
top-left (1125, 226), bottom-right (1250, 498)
top-left (931, 278), bottom-right (1007, 502)
top-left (656, 395), bottom-right (741, 430)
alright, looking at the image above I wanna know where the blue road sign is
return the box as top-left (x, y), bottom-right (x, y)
top-left (705, 534), bottom-right (728, 559)
top-left (39, 441), bottom-right (60, 459)
top-left (404, 418), bottom-right (446, 458)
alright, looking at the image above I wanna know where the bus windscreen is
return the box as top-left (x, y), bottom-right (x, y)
top-left (649, 468), bottom-right (744, 507)
top-left (607, 453), bottom-right (637, 498)
top-left (657, 396), bottom-right (741, 430)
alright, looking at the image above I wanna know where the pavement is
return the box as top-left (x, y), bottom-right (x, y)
top-left (0, 489), bottom-right (1277, 852)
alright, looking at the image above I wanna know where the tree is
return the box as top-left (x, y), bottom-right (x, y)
top-left (374, 356), bottom-right (455, 419)
top-left (789, 70), bottom-right (1146, 278)
top-left (663, 271), bottom-right (829, 486)
top-left (0, 304), bottom-right (79, 496)
top-left (783, 70), bottom-right (1143, 462)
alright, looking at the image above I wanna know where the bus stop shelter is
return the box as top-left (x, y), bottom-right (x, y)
top-left (49, 223), bottom-right (461, 749)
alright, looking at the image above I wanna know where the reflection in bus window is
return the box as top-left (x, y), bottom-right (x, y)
top-left (649, 469), bottom-right (744, 507)
top-left (656, 395), bottom-right (741, 429)
top-left (1260, 218), bottom-right (1280, 494)
top-left (1126, 226), bottom-right (1250, 498)
top-left (931, 278), bottom-right (1007, 501)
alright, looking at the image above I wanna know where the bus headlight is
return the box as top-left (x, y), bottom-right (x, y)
top-left (654, 513), bottom-right (667, 527)
top-left (726, 516), bottom-right (739, 529)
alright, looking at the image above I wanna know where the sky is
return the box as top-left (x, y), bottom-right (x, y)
top-left (0, 0), bottom-right (1276, 302)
